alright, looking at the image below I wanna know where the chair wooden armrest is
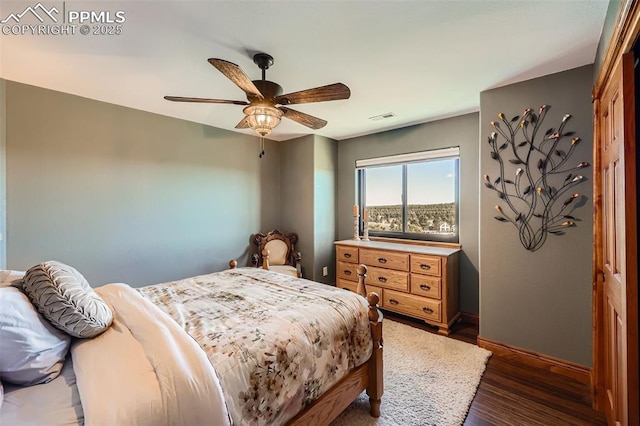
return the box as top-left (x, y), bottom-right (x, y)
top-left (293, 252), bottom-right (302, 277)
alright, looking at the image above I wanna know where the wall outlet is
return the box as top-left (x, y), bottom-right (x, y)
top-left (322, 266), bottom-right (328, 277)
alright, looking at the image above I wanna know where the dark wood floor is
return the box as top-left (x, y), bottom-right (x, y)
top-left (385, 312), bottom-right (607, 426)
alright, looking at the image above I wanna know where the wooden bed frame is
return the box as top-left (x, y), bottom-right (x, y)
top-left (228, 261), bottom-right (384, 424)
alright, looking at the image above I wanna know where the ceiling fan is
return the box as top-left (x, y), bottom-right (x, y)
top-left (164, 53), bottom-right (350, 156)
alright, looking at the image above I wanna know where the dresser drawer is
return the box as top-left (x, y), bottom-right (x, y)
top-left (338, 280), bottom-right (384, 307)
top-left (410, 254), bottom-right (441, 276)
top-left (384, 289), bottom-right (442, 322)
top-left (337, 246), bottom-right (359, 263)
top-left (337, 261), bottom-right (358, 282)
top-left (410, 274), bottom-right (442, 299)
top-left (337, 278), bottom-right (357, 293)
top-left (361, 249), bottom-right (409, 271)
top-left (366, 266), bottom-right (409, 292)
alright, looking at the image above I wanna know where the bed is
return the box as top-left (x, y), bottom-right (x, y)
top-left (0, 263), bottom-right (383, 425)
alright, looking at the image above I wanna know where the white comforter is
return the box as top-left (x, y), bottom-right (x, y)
top-left (80, 283), bottom-right (231, 425)
top-left (1, 283), bottom-right (231, 426)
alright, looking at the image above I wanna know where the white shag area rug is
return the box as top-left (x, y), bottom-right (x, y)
top-left (332, 319), bottom-right (492, 426)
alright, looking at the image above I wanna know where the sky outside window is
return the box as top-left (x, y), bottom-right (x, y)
top-left (408, 159), bottom-right (456, 205)
top-left (365, 164), bottom-right (402, 206)
top-left (364, 160), bottom-right (456, 206)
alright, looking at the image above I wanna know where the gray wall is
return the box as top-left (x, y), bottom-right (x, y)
top-left (0, 79), bottom-right (6, 269)
top-left (594, 0), bottom-right (622, 82)
top-left (313, 136), bottom-right (338, 284)
top-left (337, 113), bottom-right (480, 314)
top-left (279, 134), bottom-right (338, 282)
top-left (5, 81), bottom-right (280, 287)
top-left (280, 135), bottom-right (315, 278)
top-left (479, 65), bottom-right (594, 366)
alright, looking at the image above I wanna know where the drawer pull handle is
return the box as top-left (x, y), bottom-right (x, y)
top-left (344, 270), bottom-right (352, 275)
top-left (378, 276), bottom-right (387, 283)
top-left (344, 253), bottom-right (352, 258)
top-left (422, 307), bottom-right (434, 314)
top-left (420, 264), bottom-right (431, 270)
top-left (342, 287), bottom-right (350, 291)
top-left (389, 299), bottom-right (399, 305)
top-left (420, 284), bottom-right (431, 291)
top-left (378, 257), bottom-right (387, 264)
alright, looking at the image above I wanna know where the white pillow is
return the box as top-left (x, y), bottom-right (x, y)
top-left (0, 287), bottom-right (71, 386)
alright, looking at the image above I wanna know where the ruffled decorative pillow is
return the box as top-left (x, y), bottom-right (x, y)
top-left (0, 287), bottom-right (70, 385)
top-left (22, 261), bottom-right (113, 338)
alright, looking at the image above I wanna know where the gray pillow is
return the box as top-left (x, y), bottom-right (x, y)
top-left (22, 261), bottom-right (113, 338)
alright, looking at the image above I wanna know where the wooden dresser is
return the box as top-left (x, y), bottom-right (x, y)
top-left (335, 239), bottom-right (460, 335)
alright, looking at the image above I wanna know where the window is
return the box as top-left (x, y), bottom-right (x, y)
top-left (356, 147), bottom-right (460, 242)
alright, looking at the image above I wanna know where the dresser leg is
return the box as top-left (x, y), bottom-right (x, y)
top-left (437, 326), bottom-right (449, 336)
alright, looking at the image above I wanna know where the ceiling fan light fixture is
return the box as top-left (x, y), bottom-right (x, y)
top-left (243, 105), bottom-right (283, 136)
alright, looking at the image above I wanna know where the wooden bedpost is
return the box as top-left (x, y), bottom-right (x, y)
top-left (356, 264), bottom-right (367, 297)
top-left (262, 248), bottom-right (270, 270)
top-left (228, 260), bottom-right (238, 269)
top-left (367, 292), bottom-right (383, 417)
top-left (356, 264), bottom-right (383, 417)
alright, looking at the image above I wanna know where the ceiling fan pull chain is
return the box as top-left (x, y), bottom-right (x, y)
top-left (259, 136), bottom-right (265, 158)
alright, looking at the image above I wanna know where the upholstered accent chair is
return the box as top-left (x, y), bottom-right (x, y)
top-left (252, 230), bottom-right (302, 278)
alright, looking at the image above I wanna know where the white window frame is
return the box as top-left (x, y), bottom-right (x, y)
top-left (356, 147), bottom-right (460, 243)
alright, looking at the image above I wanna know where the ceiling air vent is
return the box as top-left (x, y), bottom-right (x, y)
top-left (369, 112), bottom-right (396, 121)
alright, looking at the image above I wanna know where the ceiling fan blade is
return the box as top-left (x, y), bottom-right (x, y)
top-left (208, 58), bottom-right (263, 100)
top-left (235, 117), bottom-right (250, 129)
top-left (275, 83), bottom-right (350, 105)
top-left (279, 107), bottom-right (327, 130)
top-left (164, 96), bottom-right (248, 105)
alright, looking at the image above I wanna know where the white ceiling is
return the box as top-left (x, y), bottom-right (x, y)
top-left (0, 0), bottom-right (609, 141)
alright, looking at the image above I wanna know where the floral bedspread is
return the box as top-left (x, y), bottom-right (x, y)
top-left (138, 268), bottom-right (373, 426)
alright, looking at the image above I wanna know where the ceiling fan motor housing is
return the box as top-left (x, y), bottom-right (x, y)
top-left (249, 80), bottom-right (283, 102)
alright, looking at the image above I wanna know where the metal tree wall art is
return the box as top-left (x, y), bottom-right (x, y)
top-left (484, 105), bottom-right (589, 251)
